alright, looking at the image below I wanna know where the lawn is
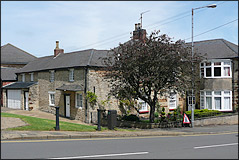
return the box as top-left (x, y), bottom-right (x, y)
top-left (1, 112), bottom-right (106, 131)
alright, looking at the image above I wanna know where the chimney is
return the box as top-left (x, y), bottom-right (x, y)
top-left (54, 41), bottom-right (64, 57)
top-left (132, 23), bottom-right (146, 43)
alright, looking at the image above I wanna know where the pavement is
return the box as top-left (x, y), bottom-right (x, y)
top-left (1, 107), bottom-right (238, 141)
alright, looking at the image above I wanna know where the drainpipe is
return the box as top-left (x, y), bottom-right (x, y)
top-left (232, 60), bottom-right (235, 112)
top-left (84, 67), bottom-right (88, 123)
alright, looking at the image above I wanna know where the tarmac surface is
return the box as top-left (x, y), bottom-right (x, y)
top-left (1, 107), bottom-right (238, 140)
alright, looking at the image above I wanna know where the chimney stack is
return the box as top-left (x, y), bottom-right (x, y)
top-left (54, 41), bottom-right (64, 57)
top-left (132, 23), bottom-right (146, 43)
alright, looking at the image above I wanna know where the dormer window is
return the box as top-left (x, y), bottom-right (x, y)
top-left (69, 69), bottom-right (74, 82)
top-left (200, 60), bottom-right (231, 78)
top-left (50, 70), bottom-right (55, 82)
top-left (21, 74), bottom-right (25, 82)
top-left (30, 73), bottom-right (34, 82)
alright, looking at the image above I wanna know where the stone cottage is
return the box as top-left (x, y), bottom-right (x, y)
top-left (2, 41), bottom-right (119, 123)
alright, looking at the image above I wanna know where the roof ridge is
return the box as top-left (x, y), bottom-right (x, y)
top-left (221, 39), bottom-right (238, 55)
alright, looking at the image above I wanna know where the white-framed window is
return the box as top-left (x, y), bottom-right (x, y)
top-left (21, 74), bottom-right (25, 82)
top-left (200, 90), bottom-right (232, 111)
top-left (75, 93), bottom-right (83, 108)
top-left (30, 73), bottom-right (34, 82)
top-left (69, 68), bottom-right (74, 82)
top-left (49, 92), bottom-right (55, 106)
top-left (169, 92), bottom-right (177, 110)
top-left (200, 59), bottom-right (232, 78)
top-left (138, 98), bottom-right (148, 112)
top-left (49, 70), bottom-right (55, 82)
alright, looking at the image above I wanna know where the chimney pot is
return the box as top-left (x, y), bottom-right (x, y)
top-left (56, 41), bottom-right (59, 49)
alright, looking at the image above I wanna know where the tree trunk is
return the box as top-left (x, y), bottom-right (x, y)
top-left (149, 105), bottom-right (155, 123)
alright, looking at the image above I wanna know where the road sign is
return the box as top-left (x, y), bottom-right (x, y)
top-left (183, 113), bottom-right (190, 124)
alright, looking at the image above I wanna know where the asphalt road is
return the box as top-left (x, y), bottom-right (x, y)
top-left (1, 133), bottom-right (238, 159)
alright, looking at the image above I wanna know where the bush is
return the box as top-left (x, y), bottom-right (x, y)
top-left (154, 112), bottom-right (159, 118)
top-left (185, 109), bottom-right (222, 119)
top-left (121, 114), bottom-right (140, 122)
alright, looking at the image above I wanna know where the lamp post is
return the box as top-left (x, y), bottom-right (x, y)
top-left (191, 4), bottom-right (216, 128)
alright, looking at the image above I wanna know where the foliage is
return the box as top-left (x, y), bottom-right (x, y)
top-left (154, 111), bottom-right (159, 118)
top-left (103, 30), bottom-right (201, 123)
top-left (121, 114), bottom-right (140, 122)
top-left (86, 91), bottom-right (97, 109)
top-left (185, 109), bottom-right (222, 119)
top-left (1, 112), bottom-right (105, 131)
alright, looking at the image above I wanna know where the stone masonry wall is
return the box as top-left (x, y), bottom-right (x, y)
top-left (38, 68), bottom-right (86, 121)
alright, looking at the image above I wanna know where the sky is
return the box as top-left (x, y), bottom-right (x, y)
top-left (1, 1), bottom-right (238, 58)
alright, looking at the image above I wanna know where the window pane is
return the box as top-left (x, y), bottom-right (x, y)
top-left (224, 91), bottom-right (230, 96)
top-left (206, 97), bottom-right (212, 109)
top-left (223, 67), bottom-right (230, 76)
top-left (214, 97), bottom-right (221, 110)
top-left (206, 91), bottom-right (212, 95)
top-left (214, 62), bottom-right (221, 66)
top-left (206, 62), bottom-right (211, 66)
top-left (200, 91), bottom-right (204, 96)
top-left (214, 91), bottom-right (221, 95)
top-left (224, 97), bottom-right (230, 110)
top-left (224, 62), bottom-right (230, 65)
top-left (200, 68), bottom-right (204, 77)
top-left (214, 67), bottom-right (221, 77)
top-left (200, 63), bottom-right (204, 67)
top-left (206, 68), bottom-right (211, 77)
top-left (200, 96), bottom-right (204, 107)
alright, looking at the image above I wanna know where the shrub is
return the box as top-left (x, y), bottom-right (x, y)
top-left (154, 112), bottom-right (159, 118)
top-left (185, 109), bottom-right (222, 119)
top-left (121, 114), bottom-right (140, 122)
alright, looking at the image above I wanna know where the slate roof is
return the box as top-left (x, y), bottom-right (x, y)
top-left (1, 43), bottom-right (37, 65)
top-left (17, 49), bottom-right (113, 73)
top-left (56, 84), bottom-right (84, 91)
top-left (2, 82), bottom-right (37, 89)
top-left (1, 67), bottom-right (19, 81)
top-left (187, 39), bottom-right (238, 59)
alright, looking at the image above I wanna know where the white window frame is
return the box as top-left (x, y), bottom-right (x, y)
top-left (200, 59), bottom-right (232, 78)
top-left (138, 98), bottom-right (148, 112)
top-left (50, 70), bottom-right (55, 82)
top-left (69, 68), bottom-right (74, 82)
top-left (75, 93), bottom-right (83, 108)
top-left (21, 74), bottom-right (25, 82)
top-left (30, 73), bottom-right (34, 82)
top-left (200, 90), bottom-right (232, 111)
top-left (49, 91), bottom-right (55, 106)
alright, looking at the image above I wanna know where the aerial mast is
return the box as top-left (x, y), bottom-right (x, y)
top-left (139, 10), bottom-right (150, 28)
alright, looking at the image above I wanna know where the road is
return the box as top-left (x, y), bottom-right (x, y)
top-left (1, 133), bottom-right (238, 159)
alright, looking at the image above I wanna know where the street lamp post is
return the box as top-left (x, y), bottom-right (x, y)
top-left (191, 4), bottom-right (216, 128)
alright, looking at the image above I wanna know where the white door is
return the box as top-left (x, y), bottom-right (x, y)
top-left (65, 95), bottom-right (70, 118)
top-left (7, 90), bottom-right (21, 109)
top-left (24, 92), bottom-right (29, 110)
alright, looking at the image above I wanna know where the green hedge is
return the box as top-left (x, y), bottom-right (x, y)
top-left (185, 109), bottom-right (222, 119)
top-left (121, 114), bottom-right (140, 122)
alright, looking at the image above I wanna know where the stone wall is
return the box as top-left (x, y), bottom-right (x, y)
top-left (28, 84), bottom-right (39, 110)
top-left (37, 68), bottom-right (86, 121)
top-left (194, 114), bottom-right (238, 126)
top-left (87, 69), bottom-right (120, 123)
top-left (232, 58), bottom-right (238, 111)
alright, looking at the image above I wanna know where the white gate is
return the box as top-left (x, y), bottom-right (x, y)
top-left (7, 90), bottom-right (21, 109)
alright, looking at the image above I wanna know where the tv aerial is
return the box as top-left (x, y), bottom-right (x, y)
top-left (139, 10), bottom-right (150, 28)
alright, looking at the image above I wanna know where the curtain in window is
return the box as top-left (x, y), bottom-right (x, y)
top-left (214, 97), bottom-right (221, 110)
top-left (224, 67), bottom-right (230, 76)
top-left (224, 97), bottom-right (230, 109)
top-left (206, 97), bottom-right (212, 109)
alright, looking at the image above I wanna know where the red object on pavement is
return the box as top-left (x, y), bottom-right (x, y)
top-left (183, 113), bottom-right (190, 124)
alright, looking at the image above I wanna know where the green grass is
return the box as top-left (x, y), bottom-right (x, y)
top-left (1, 112), bottom-right (108, 131)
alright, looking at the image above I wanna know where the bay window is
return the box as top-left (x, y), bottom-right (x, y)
top-left (200, 60), bottom-right (231, 78)
top-left (200, 90), bottom-right (232, 111)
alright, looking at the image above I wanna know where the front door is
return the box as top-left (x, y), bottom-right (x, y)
top-left (65, 95), bottom-right (70, 118)
top-left (24, 92), bottom-right (29, 110)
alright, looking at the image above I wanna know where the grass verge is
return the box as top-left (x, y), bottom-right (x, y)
top-left (1, 112), bottom-right (107, 131)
